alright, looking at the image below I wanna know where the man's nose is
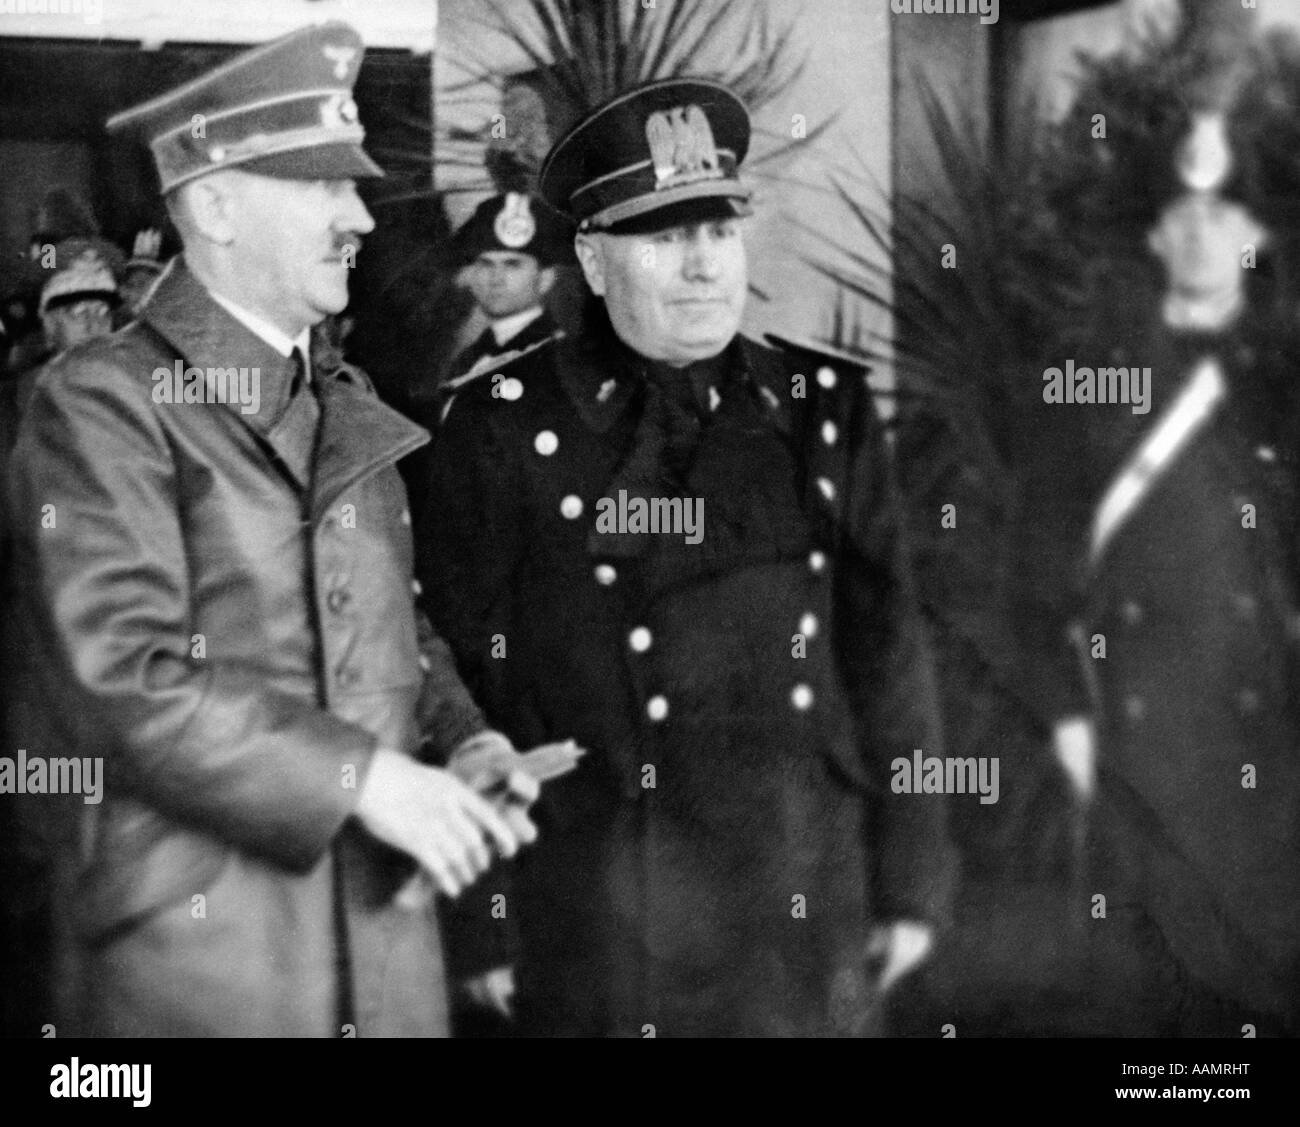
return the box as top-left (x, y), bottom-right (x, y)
top-left (681, 231), bottom-right (722, 280)
top-left (338, 183), bottom-right (375, 235)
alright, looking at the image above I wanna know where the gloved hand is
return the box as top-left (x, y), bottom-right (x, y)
top-left (448, 731), bottom-right (541, 845)
top-left (867, 919), bottom-right (935, 994)
top-left (461, 965), bottom-right (517, 1019)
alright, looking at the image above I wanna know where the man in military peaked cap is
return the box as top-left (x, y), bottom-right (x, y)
top-left (416, 78), bottom-right (953, 1036)
top-left (5, 21), bottom-right (542, 1038)
top-left (442, 192), bottom-right (568, 395)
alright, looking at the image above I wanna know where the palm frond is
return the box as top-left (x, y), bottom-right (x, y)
top-left (430, 0), bottom-right (816, 197)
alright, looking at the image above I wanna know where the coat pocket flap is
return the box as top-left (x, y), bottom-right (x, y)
top-left (76, 805), bottom-right (229, 944)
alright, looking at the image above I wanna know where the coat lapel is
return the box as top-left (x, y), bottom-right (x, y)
top-left (140, 258), bottom-right (428, 504)
top-left (311, 370), bottom-right (428, 522)
top-left (141, 258), bottom-right (312, 489)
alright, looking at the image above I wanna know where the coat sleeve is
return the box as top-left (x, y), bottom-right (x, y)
top-left (412, 609), bottom-right (489, 762)
top-left (837, 383), bottom-right (958, 928)
top-left (7, 353), bottom-right (377, 871)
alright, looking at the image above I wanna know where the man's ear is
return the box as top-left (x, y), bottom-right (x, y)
top-left (184, 175), bottom-right (237, 247)
top-left (537, 265), bottom-right (557, 299)
top-left (573, 233), bottom-right (606, 297)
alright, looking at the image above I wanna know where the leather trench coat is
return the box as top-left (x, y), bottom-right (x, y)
top-left (5, 259), bottom-right (486, 1037)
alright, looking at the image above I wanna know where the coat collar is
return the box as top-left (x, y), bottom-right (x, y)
top-left (557, 327), bottom-right (791, 438)
top-left (139, 257), bottom-right (427, 503)
top-left (310, 369), bottom-right (428, 522)
top-left (141, 256), bottom-right (298, 416)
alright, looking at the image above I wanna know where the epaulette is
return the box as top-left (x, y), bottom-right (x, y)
top-left (762, 332), bottom-right (874, 430)
top-left (764, 333), bottom-right (871, 377)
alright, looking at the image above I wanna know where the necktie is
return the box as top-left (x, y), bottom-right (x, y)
top-left (645, 362), bottom-right (713, 481)
top-left (288, 347), bottom-right (321, 437)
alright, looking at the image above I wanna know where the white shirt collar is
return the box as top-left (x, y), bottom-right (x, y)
top-left (489, 305), bottom-right (544, 348)
top-left (207, 288), bottom-right (311, 368)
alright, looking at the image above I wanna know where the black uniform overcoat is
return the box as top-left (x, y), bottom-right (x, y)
top-left (418, 322), bottom-right (952, 1036)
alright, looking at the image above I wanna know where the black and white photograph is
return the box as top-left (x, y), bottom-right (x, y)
top-left (0, 0), bottom-right (1296, 1100)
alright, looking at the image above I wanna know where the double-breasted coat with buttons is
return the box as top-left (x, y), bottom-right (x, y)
top-left (5, 259), bottom-right (487, 1037)
top-left (417, 320), bottom-right (952, 1037)
top-left (1013, 310), bottom-right (1300, 1026)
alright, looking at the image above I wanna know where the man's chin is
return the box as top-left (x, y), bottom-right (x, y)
top-left (310, 287), bottom-right (351, 322)
top-left (668, 336), bottom-right (734, 364)
top-left (681, 324), bottom-right (738, 354)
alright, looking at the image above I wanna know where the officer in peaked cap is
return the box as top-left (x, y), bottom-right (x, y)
top-left (5, 21), bottom-right (541, 1038)
top-left (443, 192), bottom-right (569, 388)
top-left (417, 77), bottom-right (953, 1037)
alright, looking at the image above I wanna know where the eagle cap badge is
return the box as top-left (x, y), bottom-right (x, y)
top-left (323, 44), bottom-right (357, 81)
top-left (645, 104), bottom-right (723, 191)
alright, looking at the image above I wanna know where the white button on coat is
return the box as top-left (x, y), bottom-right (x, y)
top-left (809, 551), bottom-right (827, 573)
top-left (647, 695), bottom-right (669, 721)
top-left (791, 684), bottom-right (814, 711)
top-left (594, 564), bottom-right (617, 586)
top-left (561, 494), bottom-right (584, 519)
top-left (821, 421), bottom-right (838, 446)
top-left (629, 627), bottom-right (653, 653)
top-left (535, 430), bottom-right (559, 456)
top-left (799, 613), bottom-right (818, 638)
top-left (499, 377), bottom-right (524, 401)
top-left (817, 366), bottom-right (837, 389)
top-left (817, 477), bottom-right (836, 502)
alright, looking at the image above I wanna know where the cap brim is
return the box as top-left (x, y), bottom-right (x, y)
top-left (41, 289), bottom-right (119, 314)
top-left (587, 187), bottom-right (752, 234)
top-left (236, 141), bottom-right (385, 182)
